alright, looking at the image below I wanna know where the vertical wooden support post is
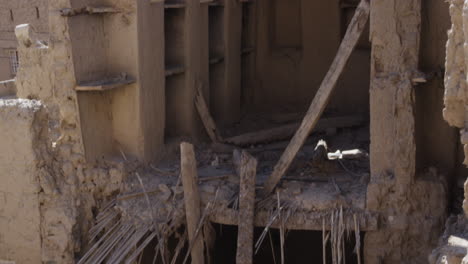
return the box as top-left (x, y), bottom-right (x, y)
top-left (236, 151), bottom-right (258, 264)
top-left (180, 142), bottom-right (205, 264)
top-left (137, 0), bottom-right (165, 161)
top-left (219, 0), bottom-right (242, 125)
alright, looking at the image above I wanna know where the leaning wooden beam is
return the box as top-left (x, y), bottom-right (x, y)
top-left (225, 115), bottom-right (364, 146)
top-left (236, 151), bottom-right (258, 264)
top-left (180, 142), bottom-right (205, 264)
top-left (262, 0), bottom-right (370, 195)
top-left (195, 84), bottom-right (222, 143)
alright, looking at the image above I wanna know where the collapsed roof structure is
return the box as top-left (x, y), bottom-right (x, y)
top-left (0, 0), bottom-right (467, 263)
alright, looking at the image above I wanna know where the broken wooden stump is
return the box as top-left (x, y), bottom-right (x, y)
top-left (224, 115), bottom-right (364, 146)
top-left (180, 142), bottom-right (205, 264)
top-left (262, 0), bottom-right (370, 196)
top-left (235, 151), bottom-right (258, 264)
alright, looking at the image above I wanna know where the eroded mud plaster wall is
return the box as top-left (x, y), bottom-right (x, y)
top-left (0, 100), bottom-right (46, 264)
top-left (9, 2), bottom-right (131, 262)
top-left (253, 0), bottom-right (370, 116)
top-left (444, 0), bottom-right (468, 217)
top-left (365, 0), bottom-right (448, 263)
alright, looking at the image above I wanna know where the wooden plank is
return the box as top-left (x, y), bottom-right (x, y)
top-left (75, 75), bottom-right (135, 91)
top-left (180, 142), bottom-right (205, 264)
top-left (224, 115), bottom-right (364, 146)
top-left (262, 0), bottom-right (370, 195)
top-left (195, 84), bottom-right (222, 142)
top-left (236, 151), bottom-right (257, 264)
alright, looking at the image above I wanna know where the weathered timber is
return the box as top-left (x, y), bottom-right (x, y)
top-left (236, 151), bottom-right (258, 264)
top-left (224, 115), bottom-right (364, 146)
top-left (195, 85), bottom-right (222, 142)
top-left (262, 0), bottom-right (370, 195)
top-left (180, 142), bottom-right (205, 264)
top-left (75, 74), bottom-right (135, 92)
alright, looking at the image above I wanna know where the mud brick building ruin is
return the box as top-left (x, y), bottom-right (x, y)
top-left (1, 0), bottom-right (468, 263)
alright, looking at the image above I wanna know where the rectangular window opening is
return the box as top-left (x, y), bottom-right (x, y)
top-left (9, 50), bottom-right (19, 75)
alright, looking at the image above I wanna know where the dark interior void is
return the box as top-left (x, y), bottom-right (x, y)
top-left (138, 224), bottom-right (364, 264)
top-left (249, 0), bottom-right (370, 117)
top-left (416, 0), bottom-right (466, 214)
top-left (162, 0), bottom-right (371, 140)
top-left (212, 224), bottom-right (364, 264)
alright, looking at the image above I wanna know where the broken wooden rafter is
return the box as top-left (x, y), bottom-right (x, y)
top-left (235, 151), bottom-right (258, 264)
top-left (180, 142), bottom-right (205, 264)
top-left (262, 0), bottom-right (370, 195)
top-left (195, 84), bottom-right (223, 143)
top-left (224, 115), bottom-right (364, 146)
top-left (165, 65), bottom-right (185, 77)
top-left (241, 47), bottom-right (255, 56)
top-left (209, 55), bottom-right (225, 65)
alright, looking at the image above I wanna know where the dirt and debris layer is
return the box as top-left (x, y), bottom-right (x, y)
top-left (430, 215), bottom-right (468, 264)
top-left (78, 125), bottom-right (375, 263)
